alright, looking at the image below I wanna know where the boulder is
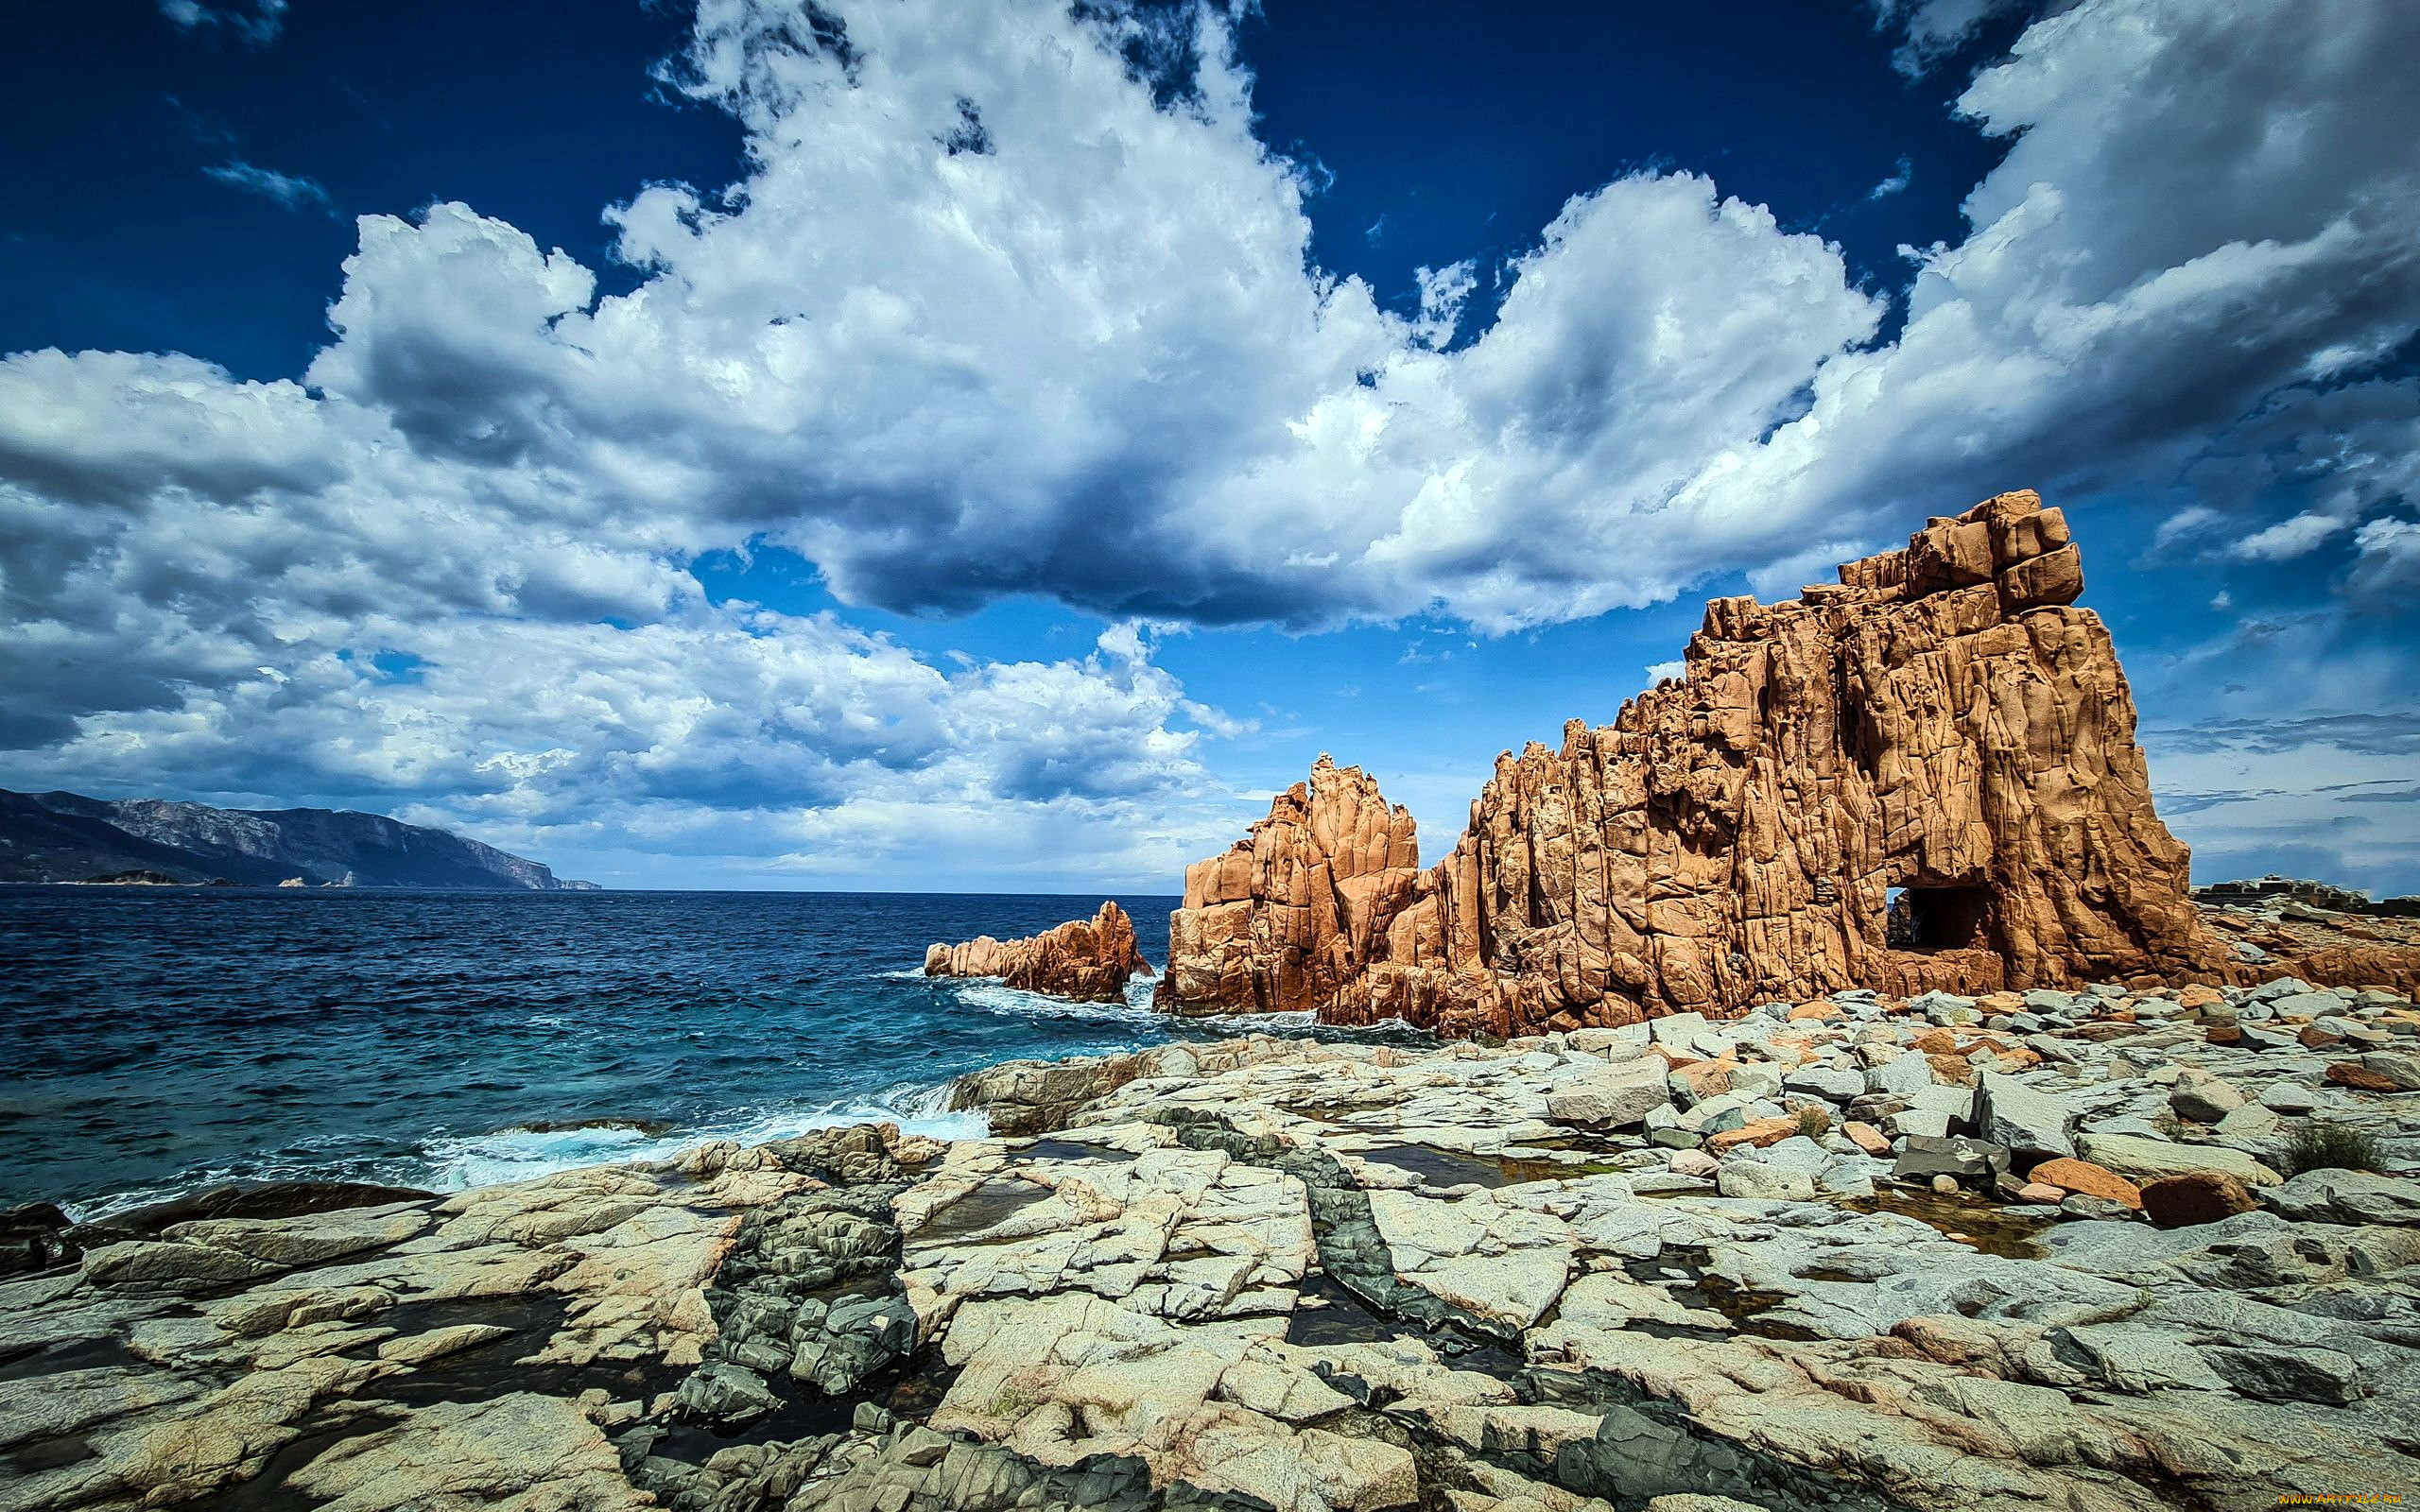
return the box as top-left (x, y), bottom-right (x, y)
top-left (1782, 1065), bottom-right (1865, 1103)
top-left (2214, 1104), bottom-right (2278, 1139)
top-left (1704, 1118), bottom-right (1799, 1153)
top-left (2325, 1062), bottom-right (2403, 1092)
top-left (2025, 1158), bottom-right (2142, 1210)
top-left (2168, 1072), bottom-right (2247, 1124)
top-left (1967, 1072), bottom-right (2078, 1160)
top-left (2354, 1051), bottom-right (2420, 1091)
top-left (2139, 1172), bottom-right (2258, 1228)
top-left (1841, 1121), bottom-right (1892, 1157)
top-left (2060, 1194), bottom-right (2139, 1221)
top-left (1893, 1133), bottom-right (2009, 1188)
top-left (2258, 1083), bottom-right (2322, 1114)
top-left (2204, 1346), bottom-right (2367, 1405)
top-left (1567, 1026), bottom-right (1651, 1058)
top-left (1649, 1012), bottom-right (1713, 1049)
top-left (0, 1201), bottom-right (76, 1279)
top-left (79, 1240), bottom-right (289, 1293)
top-left (1665, 1149), bottom-right (1720, 1179)
top-left (2077, 1132), bottom-right (2283, 1187)
top-left (1715, 1160), bottom-right (1817, 1202)
top-left (1862, 1051), bottom-right (1936, 1096)
top-left (1546, 1060), bottom-right (1672, 1128)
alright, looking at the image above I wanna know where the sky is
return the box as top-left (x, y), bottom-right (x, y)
top-left (2, 0), bottom-right (2416, 895)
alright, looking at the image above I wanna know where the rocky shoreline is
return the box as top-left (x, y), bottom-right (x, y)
top-left (9, 970), bottom-right (2420, 1512)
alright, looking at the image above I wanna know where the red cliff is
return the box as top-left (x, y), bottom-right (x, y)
top-left (1160, 490), bottom-right (2249, 1034)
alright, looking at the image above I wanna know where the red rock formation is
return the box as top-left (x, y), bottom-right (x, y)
top-left (1153, 757), bottom-right (1420, 1015)
top-left (1160, 490), bottom-right (2248, 1035)
top-left (925, 902), bottom-right (1149, 1003)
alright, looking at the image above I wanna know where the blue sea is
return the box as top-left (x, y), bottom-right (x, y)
top-left (2, 887), bottom-right (1397, 1217)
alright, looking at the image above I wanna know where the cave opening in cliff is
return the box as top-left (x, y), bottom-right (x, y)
top-left (1886, 885), bottom-right (1992, 953)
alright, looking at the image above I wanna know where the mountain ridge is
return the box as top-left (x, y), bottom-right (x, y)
top-left (0, 788), bottom-right (593, 889)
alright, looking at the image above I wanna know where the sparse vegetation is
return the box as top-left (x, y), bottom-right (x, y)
top-left (1795, 1104), bottom-right (1833, 1139)
top-left (2281, 1121), bottom-right (2384, 1176)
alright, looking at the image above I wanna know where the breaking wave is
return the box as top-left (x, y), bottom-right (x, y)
top-left (417, 1082), bottom-right (981, 1191)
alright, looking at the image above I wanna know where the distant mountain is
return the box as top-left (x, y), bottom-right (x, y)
top-left (0, 789), bottom-right (596, 889)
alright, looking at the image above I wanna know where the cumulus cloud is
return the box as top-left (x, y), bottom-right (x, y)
top-left (7, 0), bottom-right (2418, 884)
top-left (191, 0), bottom-right (1883, 634)
top-left (1722, 0), bottom-right (2420, 579)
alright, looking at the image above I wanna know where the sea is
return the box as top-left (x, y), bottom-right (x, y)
top-left (1, 886), bottom-right (1413, 1218)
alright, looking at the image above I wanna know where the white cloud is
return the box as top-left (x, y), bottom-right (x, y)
top-left (2229, 511), bottom-right (2351, 561)
top-left (215, 0), bottom-right (1884, 635)
top-left (158, 0), bottom-right (286, 46)
top-left (1868, 156), bottom-right (1912, 199)
top-left (78, 0), bottom-right (2417, 643)
top-left (1719, 0), bottom-right (2420, 580)
top-left (1869, 0), bottom-right (2032, 74)
top-left (204, 160), bottom-right (331, 213)
top-left (2349, 516), bottom-right (2420, 598)
top-left (1644, 660), bottom-right (1686, 684)
top-left (1409, 261), bottom-right (1477, 349)
top-left (2, 600), bottom-right (1245, 887)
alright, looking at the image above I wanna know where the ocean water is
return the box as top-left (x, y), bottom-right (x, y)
top-left (2, 887), bottom-right (1406, 1217)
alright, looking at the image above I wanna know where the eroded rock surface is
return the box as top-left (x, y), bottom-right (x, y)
top-left (14, 974), bottom-right (2420, 1512)
top-left (925, 901), bottom-right (1149, 1003)
top-left (1159, 492), bottom-right (2288, 1035)
top-left (1154, 758), bottom-right (1419, 1017)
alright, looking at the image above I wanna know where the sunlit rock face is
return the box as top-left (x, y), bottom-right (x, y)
top-left (1154, 756), bottom-right (1422, 1018)
top-left (925, 901), bottom-right (1150, 1003)
top-left (1162, 491), bottom-right (2241, 1035)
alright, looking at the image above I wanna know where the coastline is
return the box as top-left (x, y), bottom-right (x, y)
top-left (9, 972), bottom-right (2420, 1511)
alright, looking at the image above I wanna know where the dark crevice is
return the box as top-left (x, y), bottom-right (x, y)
top-left (1146, 1107), bottom-right (1521, 1359)
top-left (186, 1404), bottom-right (401, 1512)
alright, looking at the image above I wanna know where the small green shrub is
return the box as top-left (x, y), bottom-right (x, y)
top-left (2281, 1121), bottom-right (2383, 1176)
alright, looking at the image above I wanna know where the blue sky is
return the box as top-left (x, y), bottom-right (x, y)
top-left (3, 0), bottom-right (2416, 894)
